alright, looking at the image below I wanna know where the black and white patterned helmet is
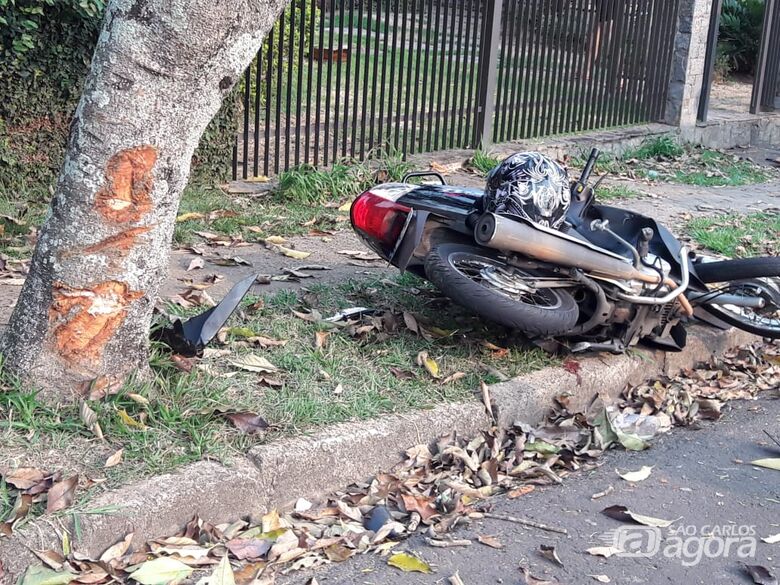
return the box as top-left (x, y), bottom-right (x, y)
top-left (484, 152), bottom-right (571, 229)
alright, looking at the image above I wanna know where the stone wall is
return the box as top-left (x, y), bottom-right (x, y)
top-left (665, 0), bottom-right (714, 128)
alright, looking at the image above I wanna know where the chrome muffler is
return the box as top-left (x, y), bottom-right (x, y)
top-left (474, 213), bottom-right (656, 283)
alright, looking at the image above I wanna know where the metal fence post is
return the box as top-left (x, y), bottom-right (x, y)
top-left (476, 0), bottom-right (503, 148)
top-left (697, 0), bottom-right (723, 123)
top-left (751, 0), bottom-right (776, 113)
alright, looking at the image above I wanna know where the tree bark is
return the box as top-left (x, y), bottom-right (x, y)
top-left (0, 0), bottom-right (285, 400)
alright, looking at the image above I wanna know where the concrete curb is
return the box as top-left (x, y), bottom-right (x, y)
top-left (0, 326), bottom-right (756, 580)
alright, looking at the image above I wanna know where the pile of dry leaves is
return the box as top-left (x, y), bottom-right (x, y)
top-left (4, 342), bottom-right (778, 585)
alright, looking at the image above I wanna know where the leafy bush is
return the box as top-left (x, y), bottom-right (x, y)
top-left (0, 0), bottom-right (314, 195)
top-left (718, 0), bottom-right (765, 75)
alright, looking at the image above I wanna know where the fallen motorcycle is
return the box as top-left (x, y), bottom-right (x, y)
top-left (350, 148), bottom-right (780, 352)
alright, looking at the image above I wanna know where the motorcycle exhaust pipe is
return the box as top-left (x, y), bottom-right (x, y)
top-left (474, 213), bottom-right (658, 284)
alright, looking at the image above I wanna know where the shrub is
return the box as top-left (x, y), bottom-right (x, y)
top-left (718, 0), bottom-right (765, 75)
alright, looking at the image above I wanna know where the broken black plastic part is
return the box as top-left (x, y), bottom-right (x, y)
top-left (153, 274), bottom-right (257, 357)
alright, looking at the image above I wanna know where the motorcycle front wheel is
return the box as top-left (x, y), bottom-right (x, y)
top-left (424, 242), bottom-right (579, 337)
top-left (694, 257), bottom-right (780, 339)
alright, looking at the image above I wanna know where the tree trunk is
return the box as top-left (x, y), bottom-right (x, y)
top-left (0, 0), bottom-right (285, 400)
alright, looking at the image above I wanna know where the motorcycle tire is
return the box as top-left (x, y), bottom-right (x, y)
top-left (424, 242), bottom-right (579, 337)
top-left (695, 257), bottom-right (780, 284)
top-left (694, 257), bottom-right (780, 339)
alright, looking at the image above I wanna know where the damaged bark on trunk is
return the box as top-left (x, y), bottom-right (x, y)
top-left (1, 0), bottom-right (285, 399)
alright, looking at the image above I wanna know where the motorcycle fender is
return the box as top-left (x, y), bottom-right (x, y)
top-left (393, 210), bottom-right (431, 273)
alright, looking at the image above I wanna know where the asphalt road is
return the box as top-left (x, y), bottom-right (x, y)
top-left (282, 397), bottom-right (780, 585)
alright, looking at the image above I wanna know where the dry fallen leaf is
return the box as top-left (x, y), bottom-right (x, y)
top-left (100, 532), bottom-right (134, 563)
top-left (47, 475), bottom-right (78, 514)
top-left (3, 467), bottom-right (45, 490)
top-left (223, 412), bottom-right (269, 435)
top-left (601, 505), bottom-right (676, 528)
top-left (104, 449), bottom-right (124, 468)
top-left (586, 546), bottom-right (623, 558)
top-left (616, 466), bottom-right (653, 483)
top-left (743, 564), bottom-right (778, 585)
top-left (477, 534), bottom-right (504, 549)
top-left (761, 533), bottom-right (780, 544)
top-left (416, 351), bottom-right (441, 379)
top-left (387, 552), bottom-right (433, 574)
top-left (314, 331), bottom-right (329, 351)
top-left (129, 556), bottom-right (193, 585)
top-left (230, 354), bottom-right (279, 374)
top-left (751, 458), bottom-right (780, 471)
top-left (539, 544), bottom-right (563, 566)
top-left (187, 257), bottom-right (205, 271)
top-left (508, 485), bottom-right (536, 499)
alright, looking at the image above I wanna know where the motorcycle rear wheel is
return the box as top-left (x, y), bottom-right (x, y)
top-left (694, 257), bottom-right (780, 339)
top-left (424, 243), bottom-right (579, 337)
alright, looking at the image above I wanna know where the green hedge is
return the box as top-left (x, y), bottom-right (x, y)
top-left (719, 0), bottom-right (765, 75)
top-left (0, 0), bottom-right (240, 196)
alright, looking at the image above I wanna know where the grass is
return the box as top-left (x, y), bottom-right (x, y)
top-left (595, 183), bottom-right (642, 201)
top-left (573, 135), bottom-right (776, 188)
top-left (470, 150), bottom-right (502, 176)
top-left (688, 212), bottom-right (780, 257)
top-left (0, 274), bottom-right (557, 486)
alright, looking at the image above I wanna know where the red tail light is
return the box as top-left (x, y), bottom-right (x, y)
top-left (351, 192), bottom-right (411, 258)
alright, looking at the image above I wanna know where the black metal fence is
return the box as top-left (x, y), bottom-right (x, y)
top-left (752, 0), bottom-right (780, 113)
top-left (233, 0), bottom-right (681, 180)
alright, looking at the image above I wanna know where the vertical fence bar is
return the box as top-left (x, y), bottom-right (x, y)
top-left (450, 0), bottom-right (465, 148)
top-left (253, 48), bottom-right (262, 177)
top-left (556, 0), bottom-right (576, 135)
top-left (323, 0), bottom-right (335, 165)
top-left (342, 0), bottom-right (355, 157)
top-left (455, 0), bottom-right (470, 147)
top-left (566, 0), bottom-right (587, 134)
top-left (333, 0), bottom-right (346, 161)
top-left (433, 0), bottom-right (447, 150)
top-left (442, 0), bottom-right (458, 149)
top-left (752, 0), bottom-right (776, 112)
top-left (285, 3), bottom-right (295, 171)
top-left (520, 0), bottom-right (540, 138)
top-left (507, 0), bottom-right (526, 140)
top-left (558, 0), bottom-right (585, 133)
top-left (264, 32), bottom-right (273, 176)
top-left (232, 136), bottom-right (238, 181)
top-left (241, 67), bottom-right (250, 179)
top-left (492, 0), bottom-right (509, 143)
top-left (402, 0), bottom-right (418, 157)
top-left (630, 0), bottom-right (653, 124)
top-left (654, 0), bottom-right (679, 119)
top-left (274, 9), bottom-right (284, 174)
top-left (379, 0), bottom-right (400, 150)
top-left (606, 0), bottom-right (629, 128)
top-left (351, 0), bottom-right (365, 158)
top-left (618, 0), bottom-right (641, 126)
top-left (314, 1), bottom-right (325, 165)
top-left (305, 0), bottom-right (316, 164)
top-left (420, 0), bottom-right (434, 152)
top-left (637, 0), bottom-right (660, 122)
top-left (531, 0), bottom-right (552, 137)
top-left (360, 0), bottom-right (373, 159)
top-left (465, 0), bottom-right (481, 147)
top-left (394, 0), bottom-right (408, 150)
top-left (295, 0), bottom-right (305, 167)
top-left (409, 0), bottom-right (424, 155)
top-left (368, 0), bottom-right (382, 155)
top-left (545, 0), bottom-right (567, 137)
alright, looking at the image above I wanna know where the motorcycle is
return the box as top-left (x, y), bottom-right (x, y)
top-left (349, 148), bottom-right (780, 353)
